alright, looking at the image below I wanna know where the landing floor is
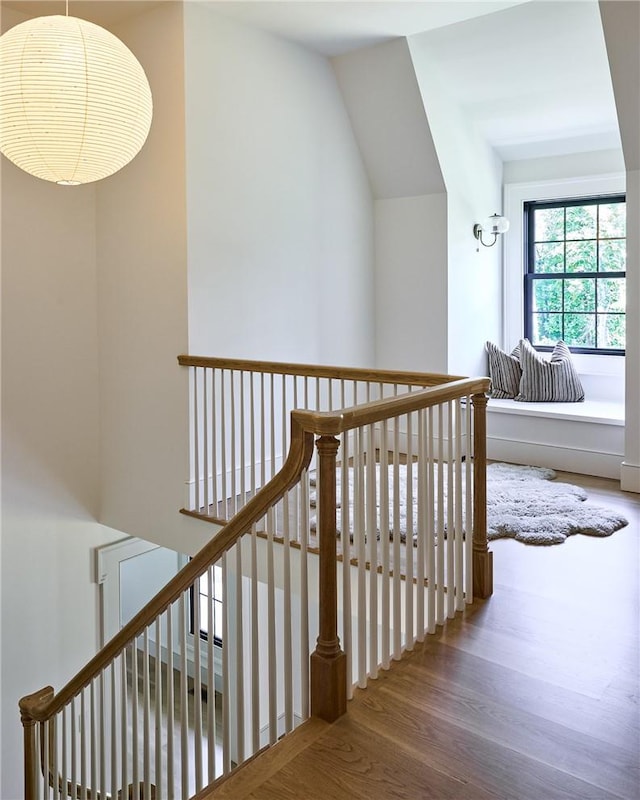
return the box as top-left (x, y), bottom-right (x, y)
top-left (208, 471), bottom-right (639, 799)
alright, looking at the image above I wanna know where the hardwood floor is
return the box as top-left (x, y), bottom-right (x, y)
top-left (205, 472), bottom-right (639, 800)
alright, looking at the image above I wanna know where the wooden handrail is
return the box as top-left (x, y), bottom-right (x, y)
top-left (291, 377), bottom-right (490, 436)
top-left (177, 354), bottom-right (464, 387)
top-left (19, 419), bottom-right (316, 723)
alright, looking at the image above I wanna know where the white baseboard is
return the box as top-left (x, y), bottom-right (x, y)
top-left (487, 435), bottom-right (623, 479)
top-left (621, 462), bottom-right (640, 493)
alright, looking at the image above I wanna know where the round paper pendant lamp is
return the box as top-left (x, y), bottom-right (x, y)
top-left (0, 15), bottom-right (153, 185)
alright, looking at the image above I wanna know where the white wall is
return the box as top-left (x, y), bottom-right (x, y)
top-left (409, 37), bottom-right (504, 378)
top-left (0, 16), bottom-right (122, 789)
top-left (97, 2), bottom-right (194, 545)
top-left (599, 0), bottom-right (640, 492)
top-left (332, 38), bottom-right (448, 374)
top-left (374, 195), bottom-right (448, 372)
top-left (621, 168), bottom-right (640, 491)
top-left (183, 5), bottom-right (375, 368)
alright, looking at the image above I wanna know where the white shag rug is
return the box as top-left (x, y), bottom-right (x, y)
top-left (309, 462), bottom-right (628, 546)
top-left (483, 463), bottom-right (627, 544)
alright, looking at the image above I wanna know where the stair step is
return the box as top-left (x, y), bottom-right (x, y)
top-left (191, 717), bottom-right (330, 799)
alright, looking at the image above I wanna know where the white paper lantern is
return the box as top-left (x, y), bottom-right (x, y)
top-left (0, 15), bottom-right (153, 185)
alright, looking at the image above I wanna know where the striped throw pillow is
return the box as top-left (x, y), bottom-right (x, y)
top-left (516, 339), bottom-right (585, 402)
top-left (486, 341), bottom-right (522, 398)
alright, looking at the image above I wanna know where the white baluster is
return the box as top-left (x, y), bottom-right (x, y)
top-left (300, 467), bottom-right (310, 715)
top-left (193, 578), bottom-right (203, 793)
top-left (71, 697), bottom-right (78, 800)
top-left (99, 671), bottom-right (106, 800)
top-left (380, 417), bottom-right (390, 671)
top-left (436, 404), bottom-right (445, 626)
top-left (340, 381), bottom-right (353, 696)
top-left (405, 412), bottom-right (415, 649)
top-left (447, 402), bottom-right (455, 620)
top-left (427, 407), bottom-right (436, 635)
top-left (250, 532), bottom-right (260, 755)
top-left (211, 369), bottom-right (219, 515)
top-left (207, 566), bottom-right (217, 783)
top-left (231, 370), bottom-right (237, 515)
top-left (220, 370), bottom-right (228, 518)
top-left (193, 368), bottom-right (200, 514)
top-left (354, 428), bottom-right (366, 687)
top-left (366, 422), bottom-right (378, 679)
top-left (416, 409), bottom-right (426, 642)
top-left (155, 620), bottom-right (163, 800)
top-left (455, 399), bottom-right (465, 612)
top-left (465, 395), bottom-right (473, 602)
top-left (80, 689), bottom-right (87, 800)
top-left (166, 609), bottom-right (175, 799)
top-left (234, 543), bottom-right (245, 762)
top-left (179, 595), bottom-right (189, 798)
top-left (203, 368), bottom-right (210, 515)
top-left (121, 650), bottom-right (129, 799)
top-left (392, 390), bottom-right (402, 661)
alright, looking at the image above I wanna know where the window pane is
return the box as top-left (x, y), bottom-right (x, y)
top-left (525, 196), bottom-right (625, 354)
top-left (599, 239), bottom-right (625, 272)
top-left (534, 242), bottom-right (564, 273)
top-left (597, 314), bottom-right (625, 349)
top-left (598, 277), bottom-right (626, 312)
top-left (532, 312), bottom-right (562, 344)
top-left (599, 203), bottom-right (626, 238)
top-left (565, 205), bottom-right (597, 240)
top-left (564, 314), bottom-right (595, 348)
top-left (533, 279), bottom-right (562, 312)
top-left (534, 207), bottom-right (564, 241)
top-left (199, 596), bottom-right (209, 634)
top-left (213, 566), bottom-right (223, 600)
top-left (214, 603), bottom-right (223, 639)
top-left (564, 278), bottom-right (595, 312)
top-left (566, 240), bottom-right (596, 272)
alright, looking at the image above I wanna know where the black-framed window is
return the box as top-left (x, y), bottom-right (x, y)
top-left (189, 564), bottom-right (223, 646)
top-left (524, 194), bottom-right (626, 354)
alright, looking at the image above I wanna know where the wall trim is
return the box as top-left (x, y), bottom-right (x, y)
top-left (487, 434), bottom-right (623, 479)
top-left (620, 461), bottom-right (640, 493)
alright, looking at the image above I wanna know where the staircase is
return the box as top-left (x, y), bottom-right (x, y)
top-left (19, 357), bottom-right (492, 800)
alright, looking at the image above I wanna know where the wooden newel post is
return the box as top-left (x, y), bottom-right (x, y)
top-left (310, 435), bottom-right (347, 722)
top-left (472, 393), bottom-right (493, 598)
top-left (20, 686), bottom-right (53, 800)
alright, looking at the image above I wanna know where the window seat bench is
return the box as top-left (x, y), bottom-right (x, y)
top-left (487, 397), bottom-right (624, 426)
top-left (485, 374), bottom-right (625, 479)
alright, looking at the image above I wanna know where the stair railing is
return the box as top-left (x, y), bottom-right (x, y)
top-left (20, 356), bottom-right (490, 800)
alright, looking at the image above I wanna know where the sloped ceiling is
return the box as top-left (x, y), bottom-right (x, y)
top-left (332, 38), bottom-right (445, 199)
top-left (212, 0), bottom-right (621, 164)
top-left (409, 1), bottom-right (621, 162)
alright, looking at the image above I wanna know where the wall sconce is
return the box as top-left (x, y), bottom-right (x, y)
top-left (473, 213), bottom-right (509, 249)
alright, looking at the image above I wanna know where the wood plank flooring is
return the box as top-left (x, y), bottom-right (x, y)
top-left (204, 472), bottom-right (639, 800)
